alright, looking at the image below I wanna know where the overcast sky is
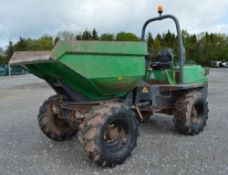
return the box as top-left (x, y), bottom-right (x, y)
top-left (0, 0), bottom-right (228, 48)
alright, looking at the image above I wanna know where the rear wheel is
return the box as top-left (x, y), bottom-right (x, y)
top-left (173, 91), bottom-right (209, 135)
top-left (79, 103), bottom-right (138, 167)
top-left (38, 95), bottom-right (78, 141)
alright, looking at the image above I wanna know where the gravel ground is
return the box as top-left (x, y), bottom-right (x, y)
top-left (0, 69), bottom-right (227, 175)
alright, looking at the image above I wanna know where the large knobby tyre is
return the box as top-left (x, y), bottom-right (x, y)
top-left (79, 103), bottom-right (138, 167)
top-left (173, 91), bottom-right (209, 135)
top-left (38, 95), bottom-right (78, 141)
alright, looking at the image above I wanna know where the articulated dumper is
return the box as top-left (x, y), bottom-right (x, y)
top-left (10, 8), bottom-right (209, 167)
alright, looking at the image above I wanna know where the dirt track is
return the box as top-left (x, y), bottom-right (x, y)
top-left (0, 69), bottom-right (228, 175)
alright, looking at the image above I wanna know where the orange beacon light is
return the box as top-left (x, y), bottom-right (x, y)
top-left (158, 5), bottom-right (163, 16)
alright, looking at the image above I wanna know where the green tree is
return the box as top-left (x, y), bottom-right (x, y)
top-left (26, 35), bottom-right (54, 51)
top-left (4, 29), bottom-right (228, 66)
top-left (0, 55), bottom-right (7, 64)
top-left (163, 30), bottom-right (176, 50)
top-left (197, 32), bottom-right (214, 64)
top-left (153, 34), bottom-right (162, 57)
top-left (5, 41), bottom-right (14, 63)
top-left (92, 29), bottom-right (98, 40)
top-left (116, 32), bottom-right (139, 41)
top-left (14, 37), bottom-right (28, 51)
top-left (76, 33), bottom-right (82, 40)
top-left (38, 35), bottom-right (54, 50)
top-left (147, 32), bottom-right (154, 48)
top-left (54, 36), bottom-right (60, 45)
top-left (100, 33), bottom-right (114, 41)
top-left (182, 31), bottom-right (198, 62)
top-left (82, 30), bottom-right (92, 40)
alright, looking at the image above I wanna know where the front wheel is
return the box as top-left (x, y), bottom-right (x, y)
top-left (173, 91), bottom-right (209, 135)
top-left (79, 103), bottom-right (138, 167)
top-left (38, 95), bottom-right (78, 141)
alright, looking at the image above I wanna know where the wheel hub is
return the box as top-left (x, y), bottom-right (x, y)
top-left (191, 106), bottom-right (201, 124)
top-left (104, 124), bottom-right (127, 145)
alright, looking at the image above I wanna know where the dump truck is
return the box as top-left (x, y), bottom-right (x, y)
top-left (9, 8), bottom-right (209, 167)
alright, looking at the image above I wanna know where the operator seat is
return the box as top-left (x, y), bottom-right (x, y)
top-left (152, 48), bottom-right (173, 69)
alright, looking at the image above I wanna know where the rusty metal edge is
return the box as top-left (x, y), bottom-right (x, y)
top-left (9, 51), bottom-right (52, 65)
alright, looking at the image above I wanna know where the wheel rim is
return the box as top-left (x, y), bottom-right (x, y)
top-left (103, 119), bottom-right (129, 153)
top-left (191, 102), bottom-right (204, 125)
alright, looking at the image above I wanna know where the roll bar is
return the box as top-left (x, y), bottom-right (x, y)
top-left (141, 14), bottom-right (186, 84)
